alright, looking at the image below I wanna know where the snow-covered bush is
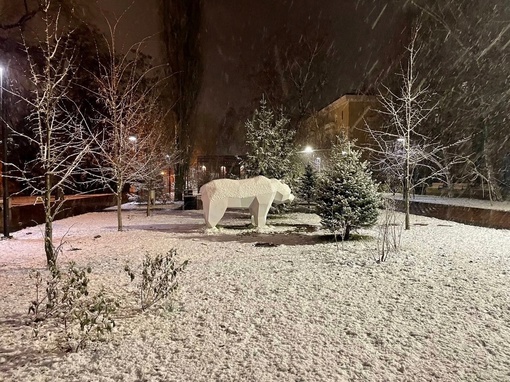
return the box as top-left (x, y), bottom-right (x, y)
top-left (376, 198), bottom-right (402, 263)
top-left (316, 137), bottom-right (380, 240)
top-left (125, 249), bottom-right (188, 311)
top-left (243, 95), bottom-right (296, 180)
top-left (28, 263), bottom-right (118, 352)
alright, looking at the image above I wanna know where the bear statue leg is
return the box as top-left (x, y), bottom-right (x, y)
top-left (204, 199), bottom-right (228, 228)
top-left (248, 203), bottom-right (257, 225)
top-left (202, 202), bottom-right (211, 227)
top-left (249, 195), bottom-right (274, 227)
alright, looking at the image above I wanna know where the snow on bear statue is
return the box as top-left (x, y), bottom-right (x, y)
top-left (200, 176), bottom-right (294, 228)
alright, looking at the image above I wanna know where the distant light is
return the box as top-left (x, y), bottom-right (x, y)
top-left (128, 136), bottom-right (137, 142)
top-left (396, 137), bottom-right (405, 143)
top-left (303, 145), bottom-right (314, 154)
top-left (161, 171), bottom-right (166, 175)
top-left (201, 165), bottom-right (206, 171)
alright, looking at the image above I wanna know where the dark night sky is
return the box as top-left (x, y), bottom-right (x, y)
top-left (198, 0), bottom-right (403, 118)
top-left (90, 0), bottom-right (162, 60)
top-left (2, 0), bottom-right (406, 146)
top-left (196, 0), bottom-right (406, 154)
top-left (92, 0), bottom-right (404, 110)
top-left (90, 0), bottom-right (406, 154)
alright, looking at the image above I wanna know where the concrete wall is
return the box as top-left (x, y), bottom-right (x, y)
top-left (0, 194), bottom-right (116, 233)
top-left (392, 198), bottom-right (510, 230)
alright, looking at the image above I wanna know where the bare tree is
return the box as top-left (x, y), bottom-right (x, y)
top-left (358, 0), bottom-right (509, 200)
top-left (0, 0), bottom-right (88, 31)
top-left (365, 25), bottom-right (466, 230)
top-left (396, 0), bottom-right (510, 200)
top-left (89, 17), bottom-right (171, 231)
top-left (5, 1), bottom-right (93, 268)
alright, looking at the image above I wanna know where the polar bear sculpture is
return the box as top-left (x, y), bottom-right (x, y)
top-left (200, 176), bottom-right (294, 228)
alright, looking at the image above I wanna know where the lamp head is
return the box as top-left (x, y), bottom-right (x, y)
top-left (303, 145), bottom-right (314, 154)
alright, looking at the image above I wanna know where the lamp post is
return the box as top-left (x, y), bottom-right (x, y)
top-left (1, 66), bottom-right (10, 239)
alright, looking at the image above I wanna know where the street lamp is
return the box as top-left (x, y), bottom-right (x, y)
top-left (1, 66), bottom-right (10, 239)
top-left (300, 145), bottom-right (325, 172)
top-left (128, 135), bottom-right (137, 153)
top-left (303, 145), bottom-right (314, 154)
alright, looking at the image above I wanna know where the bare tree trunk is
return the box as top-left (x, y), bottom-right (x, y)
top-left (116, 183), bottom-right (123, 232)
top-left (404, 150), bottom-right (410, 230)
top-left (146, 180), bottom-right (152, 217)
top-left (404, 188), bottom-right (410, 230)
top-left (44, 173), bottom-right (54, 268)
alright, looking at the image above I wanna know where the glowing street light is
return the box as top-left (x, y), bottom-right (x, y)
top-left (128, 136), bottom-right (137, 142)
top-left (303, 145), bottom-right (314, 154)
top-left (300, 145), bottom-right (325, 171)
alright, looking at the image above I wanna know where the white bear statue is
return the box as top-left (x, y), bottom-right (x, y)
top-left (199, 176), bottom-right (294, 228)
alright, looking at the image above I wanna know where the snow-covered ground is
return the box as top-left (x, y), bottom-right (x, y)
top-left (1, 203), bottom-right (509, 381)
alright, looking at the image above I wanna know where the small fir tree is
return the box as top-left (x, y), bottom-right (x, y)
top-left (317, 137), bottom-right (380, 240)
top-left (298, 163), bottom-right (318, 206)
top-left (243, 95), bottom-right (295, 180)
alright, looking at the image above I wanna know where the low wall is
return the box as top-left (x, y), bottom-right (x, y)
top-left (391, 198), bottom-right (510, 230)
top-left (0, 194), bottom-right (117, 233)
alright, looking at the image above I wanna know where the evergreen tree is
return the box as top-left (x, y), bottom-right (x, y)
top-left (243, 96), bottom-right (295, 180)
top-left (297, 163), bottom-right (318, 206)
top-left (317, 137), bottom-right (380, 240)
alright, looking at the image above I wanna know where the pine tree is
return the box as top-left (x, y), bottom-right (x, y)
top-left (243, 95), bottom-right (295, 180)
top-left (298, 163), bottom-right (318, 206)
top-left (317, 137), bottom-right (380, 240)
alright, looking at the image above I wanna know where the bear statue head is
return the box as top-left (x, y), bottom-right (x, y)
top-left (271, 179), bottom-right (295, 205)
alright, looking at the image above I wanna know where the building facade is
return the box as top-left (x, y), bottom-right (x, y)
top-left (300, 94), bottom-right (380, 151)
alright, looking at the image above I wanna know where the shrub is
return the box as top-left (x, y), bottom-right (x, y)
top-left (125, 249), bottom-right (188, 311)
top-left (316, 137), bottom-right (380, 240)
top-left (28, 263), bottom-right (118, 352)
top-left (375, 198), bottom-right (402, 262)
